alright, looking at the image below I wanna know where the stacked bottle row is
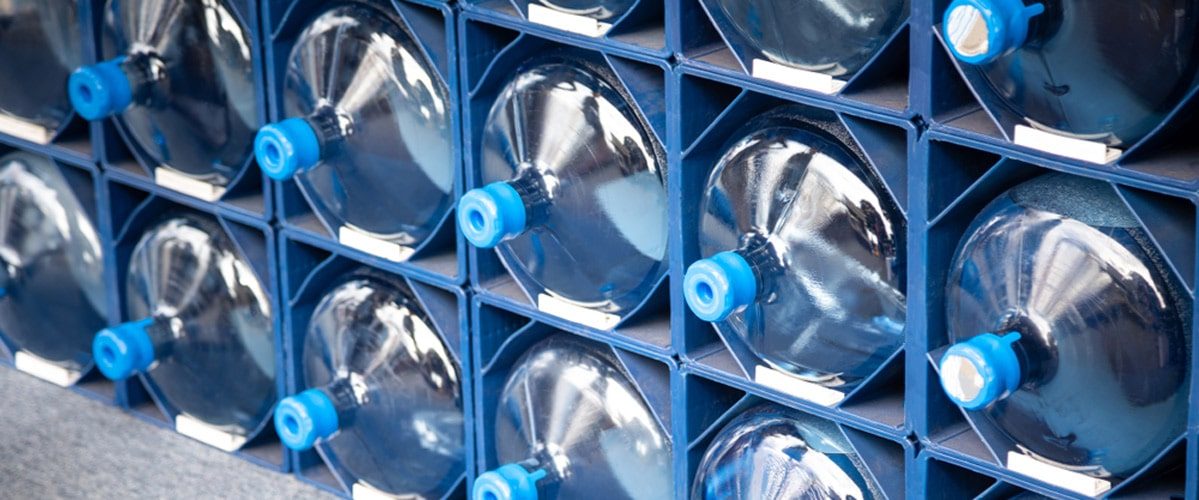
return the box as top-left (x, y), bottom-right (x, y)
top-left (0, 0), bottom-right (1195, 499)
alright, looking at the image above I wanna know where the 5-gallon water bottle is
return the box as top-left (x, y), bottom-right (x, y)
top-left (938, 173), bottom-right (1190, 479)
top-left (457, 54), bottom-right (667, 319)
top-left (473, 335), bottom-right (672, 500)
top-left (693, 404), bottom-right (881, 499)
top-left (255, 4), bottom-right (454, 252)
top-left (522, 0), bottom-right (635, 21)
top-left (0, 152), bottom-right (106, 383)
top-left (68, 0), bottom-right (257, 187)
top-left (273, 272), bottom-right (463, 497)
top-left (683, 112), bottom-right (905, 390)
top-left (702, 0), bottom-right (909, 79)
top-left (0, 0), bottom-right (81, 143)
top-left (941, 0), bottom-right (1199, 147)
top-left (93, 214), bottom-right (274, 446)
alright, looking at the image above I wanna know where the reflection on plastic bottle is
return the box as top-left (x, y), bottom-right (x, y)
top-left (0, 0), bottom-right (81, 142)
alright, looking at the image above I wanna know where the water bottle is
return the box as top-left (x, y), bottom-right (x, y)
top-left (457, 54), bottom-right (667, 318)
top-left (702, 0), bottom-right (909, 79)
top-left (937, 173), bottom-right (1190, 478)
top-left (0, 0), bottom-right (81, 142)
top-left (941, 0), bottom-right (1199, 147)
top-left (523, 0), bottom-right (635, 21)
top-left (254, 4), bottom-right (454, 251)
top-left (272, 272), bottom-right (464, 497)
top-left (683, 111), bottom-right (905, 390)
top-left (473, 335), bottom-right (672, 500)
top-left (93, 214), bottom-right (275, 442)
top-left (68, 0), bottom-right (258, 187)
top-left (0, 152), bottom-right (106, 380)
top-left (692, 404), bottom-right (881, 499)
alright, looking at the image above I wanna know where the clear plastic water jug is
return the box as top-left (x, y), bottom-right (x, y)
top-left (68, 0), bottom-right (258, 187)
top-left (683, 112), bottom-right (905, 390)
top-left (457, 55), bottom-right (667, 319)
top-left (693, 404), bottom-right (881, 499)
top-left (938, 173), bottom-right (1190, 478)
top-left (93, 214), bottom-right (275, 445)
top-left (0, 0), bottom-right (81, 143)
top-left (473, 335), bottom-right (672, 500)
top-left (0, 152), bottom-right (106, 383)
top-left (273, 272), bottom-right (464, 497)
top-left (254, 3), bottom-right (454, 252)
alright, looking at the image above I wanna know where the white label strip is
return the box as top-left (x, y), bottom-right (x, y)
top-left (528, 4), bottom-right (612, 37)
top-left (754, 366), bottom-right (846, 407)
top-left (1006, 452), bottom-right (1112, 496)
top-left (538, 293), bottom-right (621, 331)
top-left (338, 226), bottom-right (413, 262)
top-left (1013, 125), bottom-right (1121, 165)
top-left (752, 59), bottom-right (847, 95)
top-left (352, 482), bottom-right (398, 500)
top-left (14, 352), bottom-right (78, 387)
top-left (0, 114), bottom-right (54, 144)
top-left (155, 167), bottom-right (226, 202)
top-left (175, 414), bottom-right (247, 452)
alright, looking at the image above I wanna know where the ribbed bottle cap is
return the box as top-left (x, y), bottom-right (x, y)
top-left (472, 463), bottom-right (546, 500)
top-left (939, 332), bottom-right (1023, 410)
top-left (943, 0), bottom-right (1045, 65)
top-left (458, 182), bottom-right (527, 249)
top-left (683, 251), bottom-right (757, 322)
top-left (69, 57), bottom-right (133, 120)
top-left (255, 118), bottom-right (321, 181)
top-left (274, 388), bottom-right (340, 451)
top-left (92, 317), bottom-right (155, 381)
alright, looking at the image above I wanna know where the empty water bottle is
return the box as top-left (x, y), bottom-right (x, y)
top-left (0, 152), bottom-right (106, 382)
top-left (68, 0), bottom-right (258, 187)
top-left (941, 0), bottom-right (1199, 147)
top-left (521, 0), bottom-right (635, 21)
top-left (473, 335), bottom-right (672, 500)
top-left (683, 112), bottom-right (905, 390)
top-left (273, 272), bottom-right (464, 497)
top-left (938, 174), bottom-right (1190, 478)
top-left (93, 214), bottom-right (274, 444)
top-left (457, 54), bottom-right (667, 318)
top-left (693, 404), bottom-right (881, 499)
top-left (255, 4), bottom-right (454, 251)
top-left (702, 0), bottom-right (909, 79)
top-left (0, 0), bottom-right (81, 143)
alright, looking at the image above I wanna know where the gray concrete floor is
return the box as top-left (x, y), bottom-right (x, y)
top-left (0, 366), bottom-right (331, 499)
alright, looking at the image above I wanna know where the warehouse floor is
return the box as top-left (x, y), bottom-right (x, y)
top-left (0, 366), bottom-right (329, 499)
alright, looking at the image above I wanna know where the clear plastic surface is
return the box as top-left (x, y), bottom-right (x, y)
top-left (127, 214), bottom-right (274, 436)
top-left (703, 0), bottom-right (909, 78)
top-left (0, 152), bottom-right (105, 372)
top-left (282, 4), bottom-right (454, 246)
top-left (966, 0), bottom-right (1199, 146)
top-left (0, 0), bottom-right (80, 141)
top-left (521, 0), bottom-right (636, 20)
top-left (947, 174), bottom-right (1190, 478)
top-left (480, 56), bottom-right (667, 315)
top-left (692, 404), bottom-right (880, 500)
top-left (697, 115), bottom-right (905, 389)
top-left (302, 273), bottom-right (463, 496)
top-left (101, 0), bottom-right (258, 185)
top-left (491, 335), bottom-right (672, 499)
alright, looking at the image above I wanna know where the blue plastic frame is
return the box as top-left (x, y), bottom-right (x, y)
top-left (263, 0), bottom-right (467, 287)
top-left (677, 369), bottom-right (915, 499)
top-left (92, 0), bottom-right (274, 221)
top-left (276, 229), bottom-right (474, 498)
top-left (459, 14), bottom-right (674, 361)
top-left (104, 174), bottom-right (288, 472)
top-left (461, 0), bottom-right (671, 60)
top-left (0, 145), bottom-right (118, 404)
top-left (672, 68), bottom-right (915, 441)
top-left (911, 132), bottom-right (1199, 498)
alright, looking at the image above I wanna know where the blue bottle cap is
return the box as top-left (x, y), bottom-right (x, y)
top-left (942, 0), bottom-right (1045, 65)
top-left (255, 118), bottom-right (322, 181)
top-left (92, 317), bottom-right (155, 381)
top-left (938, 332), bottom-right (1023, 410)
top-left (68, 57), bottom-right (134, 121)
top-left (683, 251), bottom-right (757, 322)
top-left (458, 182), bottom-right (528, 249)
top-left (274, 388), bottom-right (339, 451)
top-left (472, 463), bottom-right (547, 500)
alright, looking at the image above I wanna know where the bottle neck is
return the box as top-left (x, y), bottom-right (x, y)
top-left (732, 234), bottom-right (784, 299)
top-left (506, 167), bottom-right (552, 229)
top-left (119, 53), bottom-right (168, 107)
top-left (319, 375), bottom-right (368, 424)
top-left (305, 105), bottom-right (354, 157)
